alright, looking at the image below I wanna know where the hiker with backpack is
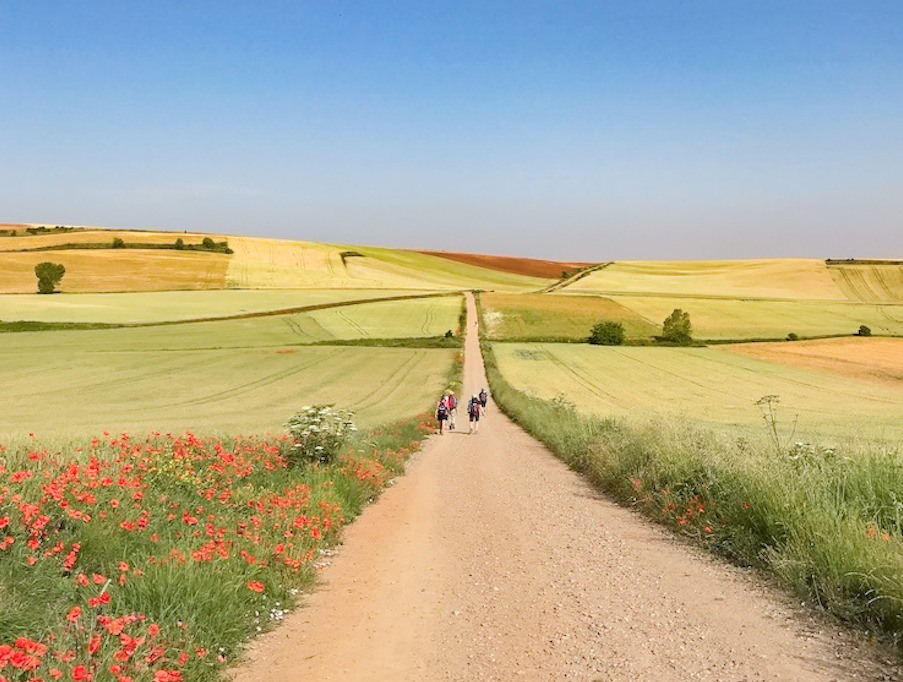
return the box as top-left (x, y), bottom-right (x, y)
top-left (478, 388), bottom-right (489, 417)
top-left (446, 391), bottom-right (458, 431)
top-left (467, 394), bottom-right (483, 434)
top-left (436, 395), bottom-right (450, 434)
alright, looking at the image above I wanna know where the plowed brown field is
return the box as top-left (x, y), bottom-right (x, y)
top-left (417, 249), bottom-right (594, 279)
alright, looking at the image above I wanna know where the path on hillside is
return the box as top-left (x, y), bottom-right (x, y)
top-left (232, 293), bottom-right (898, 681)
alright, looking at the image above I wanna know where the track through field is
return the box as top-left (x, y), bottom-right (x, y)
top-left (232, 294), bottom-right (899, 681)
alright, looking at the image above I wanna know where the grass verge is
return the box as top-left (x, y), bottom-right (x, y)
top-left (475, 294), bottom-right (903, 652)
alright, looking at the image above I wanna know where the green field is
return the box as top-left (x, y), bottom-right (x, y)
top-left (0, 338), bottom-right (453, 439)
top-left (0, 296), bottom-right (463, 439)
top-left (609, 295), bottom-right (903, 340)
top-left (494, 342), bottom-right (903, 441)
top-left (0, 288), bottom-right (443, 324)
top-left (482, 292), bottom-right (658, 340)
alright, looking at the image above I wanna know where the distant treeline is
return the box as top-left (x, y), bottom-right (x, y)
top-left (11, 237), bottom-right (233, 255)
top-left (826, 258), bottom-right (903, 265)
top-left (0, 226), bottom-right (80, 237)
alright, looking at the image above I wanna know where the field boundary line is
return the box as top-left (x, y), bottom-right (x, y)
top-left (542, 261), bottom-right (612, 293)
top-left (0, 291), bottom-right (464, 331)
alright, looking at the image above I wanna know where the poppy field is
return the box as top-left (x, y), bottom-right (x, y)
top-left (0, 417), bottom-right (435, 681)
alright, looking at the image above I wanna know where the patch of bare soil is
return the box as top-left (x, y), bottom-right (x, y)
top-left (417, 249), bottom-right (595, 279)
top-left (725, 337), bottom-right (903, 386)
top-left (232, 295), bottom-right (900, 681)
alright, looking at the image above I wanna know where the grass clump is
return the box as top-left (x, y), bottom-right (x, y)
top-left (475, 293), bottom-right (903, 651)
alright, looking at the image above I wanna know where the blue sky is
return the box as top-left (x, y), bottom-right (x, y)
top-left (1, 1), bottom-right (901, 260)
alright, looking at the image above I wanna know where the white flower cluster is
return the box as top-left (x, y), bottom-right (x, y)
top-left (787, 441), bottom-right (836, 464)
top-left (285, 405), bottom-right (357, 466)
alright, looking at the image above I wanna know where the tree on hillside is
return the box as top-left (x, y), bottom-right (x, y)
top-left (35, 262), bottom-right (66, 294)
top-left (588, 320), bottom-right (625, 345)
top-left (661, 309), bottom-right (692, 345)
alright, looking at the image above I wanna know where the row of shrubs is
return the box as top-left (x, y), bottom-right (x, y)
top-left (588, 314), bottom-right (877, 346)
top-left (476, 294), bottom-right (903, 652)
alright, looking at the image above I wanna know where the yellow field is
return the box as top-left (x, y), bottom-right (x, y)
top-left (494, 342), bottom-right (903, 441)
top-left (482, 293), bottom-right (658, 339)
top-left (226, 236), bottom-right (551, 291)
top-left (828, 263), bottom-right (903, 303)
top-left (724, 337), bottom-right (903, 386)
top-left (610, 295), bottom-right (903, 339)
top-left (564, 259), bottom-right (846, 300)
top-left (0, 229), bottom-right (226, 252)
top-left (0, 250), bottom-right (229, 293)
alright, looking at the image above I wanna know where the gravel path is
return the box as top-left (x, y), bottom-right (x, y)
top-left (233, 293), bottom-right (899, 681)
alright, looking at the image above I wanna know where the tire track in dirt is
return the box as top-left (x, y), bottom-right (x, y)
top-left (231, 293), bottom-right (899, 682)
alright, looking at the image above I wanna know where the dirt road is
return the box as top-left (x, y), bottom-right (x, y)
top-left (233, 293), bottom-right (897, 681)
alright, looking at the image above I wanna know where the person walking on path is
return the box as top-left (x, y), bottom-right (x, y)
top-left (478, 388), bottom-right (488, 417)
top-left (446, 391), bottom-right (458, 431)
top-left (436, 395), bottom-right (450, 435)
top-left (467, 394), bottom-right (482, 434)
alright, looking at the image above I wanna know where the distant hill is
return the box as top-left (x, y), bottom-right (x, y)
top-left (0, 227), bottom-right (553, 294)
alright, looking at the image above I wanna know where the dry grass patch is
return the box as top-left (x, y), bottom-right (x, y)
top-left (724, 337), bottom-right (903, 386)
top-left (0, 250), bottom-right (228, 293)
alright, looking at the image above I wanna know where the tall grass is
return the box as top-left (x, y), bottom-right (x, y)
top-left (475, 294), bottom-right (903, 650)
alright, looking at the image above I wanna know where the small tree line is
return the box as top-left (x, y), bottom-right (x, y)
top-left (590, 310), bottom-right (874, 346)
top-left (589, 308), bottom-right (694, 346)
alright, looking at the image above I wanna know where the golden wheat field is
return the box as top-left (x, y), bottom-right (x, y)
top-left (0, 249), bottom-right (229, 293)
top-left (563, 259), bottom-right (847, 300)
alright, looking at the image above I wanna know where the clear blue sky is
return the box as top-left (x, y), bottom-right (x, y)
top-left (2, 1), bottom-right (901, 260)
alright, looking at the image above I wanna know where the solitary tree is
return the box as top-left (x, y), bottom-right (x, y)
top-left (35, 262), bottom-right (66, 294)
top-left (589, 320), bottom-right (625, 345)
top-left (661, 309), bottom-right (692, 345)
top-left (858, 325), bottom-right (872, 336)
top-left (174, 237), bottom-right (185, 250)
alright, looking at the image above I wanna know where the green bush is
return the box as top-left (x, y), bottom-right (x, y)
top-left (588, 320), bottom-right (625, 345)
top-left (787, 332), bottom-right (799, 341)
top-left (34, 261), bottom-right (65, 294)
top-left (285, 405), bottom-right (357, 466)
top-left (858, 325), bottom-right (872, 337)
top-left (660, 308), bottom-right (693, 345)
top-left (202, 236), bottom-right (216, 249)
top-left (174, 237), bottom-right (185, 250)
top-left (112, 237), bottom-right (125, 248)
